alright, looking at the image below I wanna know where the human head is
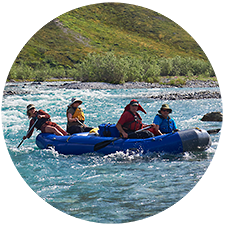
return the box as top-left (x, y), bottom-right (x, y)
top-left (26, 104), bottom-right (36, 118)
top-left (129, 100), bottom-right (139, 113)
top-left (124, 99), bottom-right (146, 114)
top-left (159, 104), bottom-right (172, 116)
top-left (130, 100), bottom-right (139, 106)
top-left (69, 98), bottom-right (82, 108)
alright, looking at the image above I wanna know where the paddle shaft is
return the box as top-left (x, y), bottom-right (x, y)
top-left (94, 125), bottom-right (152, 151)
top-left (206, 128), bottom-right (220, 134)
top-left (134, 125), bottom-right (152, 133)
top-left (115, 125), bottom-right (153, 139)
top-left (17, 119), bottom-right (38, 148)
top-left (77, 119), bottom-right (85, 127)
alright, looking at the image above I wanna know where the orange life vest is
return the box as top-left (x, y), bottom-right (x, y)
top-left (72, 107), bottom-right (85, 121)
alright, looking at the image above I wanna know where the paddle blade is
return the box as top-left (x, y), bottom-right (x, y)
top-left (207, 128), bottom-right (221, 134)
top-left (94, 138), bottom-right (118, 152)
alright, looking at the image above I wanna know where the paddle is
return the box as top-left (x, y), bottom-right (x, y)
top-left (77, 119), bottom-right (85, 127)
top-left (94, 125), bottom-right (152, 152)
top-left (195, 127), bottom-right (221, 134)
top-left (207, 128), bottom-right (221, 134)
top-left (17, 119), bottom-right (38, 148)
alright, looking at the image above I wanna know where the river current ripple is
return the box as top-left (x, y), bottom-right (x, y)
top-left (1, 82), bottom-right (222, 223)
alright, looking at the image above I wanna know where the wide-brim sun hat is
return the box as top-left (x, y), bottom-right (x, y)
top-left (69, 97), bottom-right (83, 107)
top-left (27, 104), bottom-right (35, 112)
top-left (26, 104), bottom-right (35, 116)
top-left (158, 104), bottom-right (172, 113)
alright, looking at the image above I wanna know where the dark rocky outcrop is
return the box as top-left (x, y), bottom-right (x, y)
top-left (201, 112), bottom-right (223, 122)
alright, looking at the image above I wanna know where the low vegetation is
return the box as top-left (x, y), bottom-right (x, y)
top-left (8, 3), bottom-right (216, 84)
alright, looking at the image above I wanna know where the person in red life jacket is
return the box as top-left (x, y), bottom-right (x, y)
top-left (116, 99), bottom-right (155, 139)
top-left (23, 104), bottom-right (68, 140)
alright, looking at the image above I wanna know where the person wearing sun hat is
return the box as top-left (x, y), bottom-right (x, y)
top-left (116, 99), bottom-right (154, 139)
top-left (66, 97), bottom-right (93, 134)
top-left (23, 104), bottom-right (68, 140)
top-left (153, 104), bottom-right (179, 135)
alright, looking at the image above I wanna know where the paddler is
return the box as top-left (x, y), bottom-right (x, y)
top-left (23, 104), bottom-right (68, 140)
top-left (152, 104), bottom-right (179, 135)
top-left (66, 97), bottom-right (93, 134)
top-left (116, 99), bottom-right (155, 138)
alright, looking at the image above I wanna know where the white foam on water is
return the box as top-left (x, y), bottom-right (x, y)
top-left (2, 83), bottom-right (222, 225)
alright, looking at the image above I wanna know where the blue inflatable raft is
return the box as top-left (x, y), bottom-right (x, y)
top-left (36, 128), bottom-right (211, 155)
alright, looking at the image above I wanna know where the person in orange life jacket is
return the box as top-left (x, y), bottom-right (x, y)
top-left (116, 99), bottom-right (154, 139)
top-left (152, 104), bottom-right (179, 135)
top-left (23, 104), bottom-right (68, 140)
top-left (66, 97), bottom-right (93, 134)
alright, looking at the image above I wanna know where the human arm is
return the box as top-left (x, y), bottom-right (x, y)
top-left (116, 122), bottom-right (128, 138)
top-left (37, 110), bottom-right (50, 119)
top-left (23, 119), bottom-right (35, 139)
top-left (67, 112), bottom-right (87, 128)
top-left (67, 112), bottom-right (78, 122)
top-left (151, 124), bottom-right (163, 135)
top-left (172, 119), bottom-right (179, 132)
top-left (153, 115), bottom-right (163, 135)
top-left (116, 111), bottom-right (132, 138)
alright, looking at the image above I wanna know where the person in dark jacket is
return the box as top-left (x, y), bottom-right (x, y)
top-left (23, 104), bottom-right (67, 140)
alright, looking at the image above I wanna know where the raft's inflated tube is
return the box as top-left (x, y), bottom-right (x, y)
top-left (36, 128), bottom-right (211, 155)
top-left (178, 128), bottom-right (211, 152)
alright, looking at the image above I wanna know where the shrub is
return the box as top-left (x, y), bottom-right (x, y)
top-left (75, 52), bottom-right (126, 83)
top-left (7, 52), bottom-right (215, 83)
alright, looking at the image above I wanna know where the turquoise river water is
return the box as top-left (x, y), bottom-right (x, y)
top-left (1, 82), bottom-right (222, 223)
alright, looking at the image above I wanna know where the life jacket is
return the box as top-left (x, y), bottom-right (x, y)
top-left (32, 116), bottom-right (50, 130)
top-left (156, 114), bottom-right (173, 133)
top-left (122, 110), bottom-right (143, 132)
top-left (72, 107), bottom-right (85, 121)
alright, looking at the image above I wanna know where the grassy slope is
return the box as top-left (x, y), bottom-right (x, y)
top-left (14, 3), bottom-right (208, 69)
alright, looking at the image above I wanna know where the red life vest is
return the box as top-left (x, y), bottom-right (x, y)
top-left (122, 110), bottom-right (143, 132)
top-left (32, 110), bottom-right (51, 130)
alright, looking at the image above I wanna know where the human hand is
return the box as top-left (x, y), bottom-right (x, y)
top-left (151, 123), bottom-right (157, 129)
top-left (122, 131), bottom-right (128, 138)
top-left (37, 114), bottom-right (43, 119)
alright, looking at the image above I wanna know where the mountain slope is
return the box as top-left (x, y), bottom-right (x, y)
top-left (14, 3), bottom-right (208, 68)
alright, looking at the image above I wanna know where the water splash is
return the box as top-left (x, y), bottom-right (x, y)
top-left (2, 82), bottom-right (222, 223)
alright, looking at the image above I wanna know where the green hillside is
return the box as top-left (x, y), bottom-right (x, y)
top-left (14, 2), bottom-right (207, 69)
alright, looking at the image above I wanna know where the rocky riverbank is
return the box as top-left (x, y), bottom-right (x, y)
top-left (58, 80), bottom-right (218, 89)
top-left (4, 80), bottom-right (220, 100)
top-left (148, 90), bottom-right (221, 100)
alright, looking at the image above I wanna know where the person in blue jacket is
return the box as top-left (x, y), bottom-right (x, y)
top-left (153, 104), bottom-right (179, 135)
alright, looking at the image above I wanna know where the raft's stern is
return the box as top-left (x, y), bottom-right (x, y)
top-left (178, 128), bottom-right (211, 152)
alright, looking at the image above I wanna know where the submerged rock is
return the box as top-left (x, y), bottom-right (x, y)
top-left (201, 112), bottom-right (223, 122)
